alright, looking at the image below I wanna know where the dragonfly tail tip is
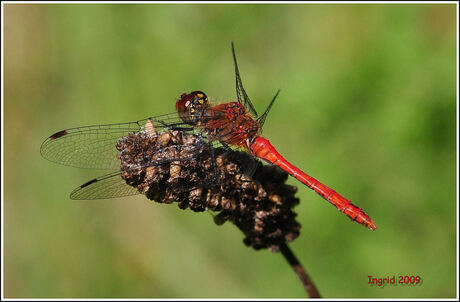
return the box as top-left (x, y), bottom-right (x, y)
top-left (366, 220), bottom-right (377, 231)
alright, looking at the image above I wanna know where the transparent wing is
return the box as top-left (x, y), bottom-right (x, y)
top-left (256, 89), bottom-right (280, 129)
top-left (70, 171), bottom-right (140, 200)
top-left (231, 42), bottom-right (258, 118)
top-left (40, 113), bottom-right (194, 170)
top-left (69, 141), bottom-right (234, 200)
top-left (67, 130), bottom-right (256, 200)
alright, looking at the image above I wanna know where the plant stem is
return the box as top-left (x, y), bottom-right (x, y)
top-left (279, 242), bottom-right (321, 298)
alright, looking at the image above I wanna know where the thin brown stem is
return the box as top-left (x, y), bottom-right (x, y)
top-left (279, 242), bottom-right (321, 298)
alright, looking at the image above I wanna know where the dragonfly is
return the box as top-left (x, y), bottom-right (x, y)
top-left (41, 42), bottom-right (377, 231)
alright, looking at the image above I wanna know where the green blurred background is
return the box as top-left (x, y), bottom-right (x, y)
top-left (4, 3), bottom-right (457, 298)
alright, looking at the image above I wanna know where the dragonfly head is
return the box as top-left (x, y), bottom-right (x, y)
top-left (176, 91), bottom-right (209, 125)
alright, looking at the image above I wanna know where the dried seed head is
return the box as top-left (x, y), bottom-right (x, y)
top-left (116, 127), bottom-right (301, 252)
top-left (145, 119), bottom-right (157, 137)
top-left (169, 161), bottom-right (182, 179)
top-left (157, 132), bottom-right (171, 147)
top-left (269, 194), bottom-right (282, 205)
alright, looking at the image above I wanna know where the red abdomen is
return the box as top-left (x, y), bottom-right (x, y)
top-left (250, 136), bottom-right (377, 230)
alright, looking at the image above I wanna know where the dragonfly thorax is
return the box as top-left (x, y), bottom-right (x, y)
top-left (176, 91), bottom-right (210, 125)
top-left (201, 102), bottom-right (260, 149)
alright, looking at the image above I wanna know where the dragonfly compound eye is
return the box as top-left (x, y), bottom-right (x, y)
top-left (176, 91), bottom-right (209, 125)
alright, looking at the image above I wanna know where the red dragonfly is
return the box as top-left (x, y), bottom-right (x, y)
top-left (41, 43), bottom-right (377, 231)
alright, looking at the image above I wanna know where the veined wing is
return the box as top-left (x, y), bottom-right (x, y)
top-left (68, 127), bottom-right (255, 200)
top-left (40, 113), bottom-right (190, 170)
top-left (70, 171), bottom-right (140, 200)
top-left (231, 42), bottom-right (258, 118)
top-left (69, 141), bottom-right (227, 200)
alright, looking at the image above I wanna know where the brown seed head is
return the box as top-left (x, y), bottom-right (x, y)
top-left (116, 127), bottom-right (301, 251)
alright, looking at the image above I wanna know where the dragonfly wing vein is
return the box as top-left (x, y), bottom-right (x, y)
top-left (70, 171), bottom-right (140, 200)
